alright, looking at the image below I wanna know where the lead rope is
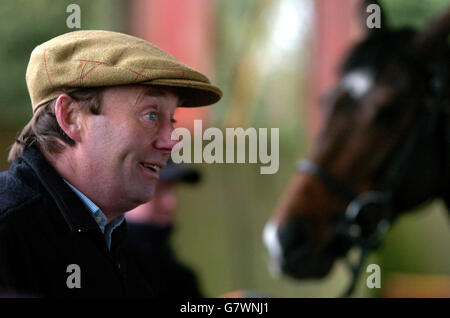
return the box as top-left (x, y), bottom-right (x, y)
top-left (341, 243), bottom-right (372, 297)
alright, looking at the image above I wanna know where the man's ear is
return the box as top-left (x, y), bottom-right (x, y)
top-left (54, 94), bottom-right (82, 143)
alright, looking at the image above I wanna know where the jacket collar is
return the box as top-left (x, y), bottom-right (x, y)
top-left (21, 146), bottom-right (101, 233)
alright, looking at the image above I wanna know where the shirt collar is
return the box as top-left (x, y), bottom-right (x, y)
top-left (63, 180), bottom-right (124, 234)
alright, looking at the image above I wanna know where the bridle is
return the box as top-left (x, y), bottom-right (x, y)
top-left (296, 65), bottom-right (444, 297)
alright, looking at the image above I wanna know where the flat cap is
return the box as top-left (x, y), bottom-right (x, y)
top-left (26, 30), bottom-right (222, 111)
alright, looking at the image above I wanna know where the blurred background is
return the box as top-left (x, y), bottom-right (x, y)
top-left (0, 0), bottom-right (449, 297)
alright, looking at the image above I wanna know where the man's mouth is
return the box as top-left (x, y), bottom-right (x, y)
top-left (140, 162), bottom-right (161, 173)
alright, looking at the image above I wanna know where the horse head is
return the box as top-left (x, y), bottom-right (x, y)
top-left (264, 3), bottom-right (450, 288)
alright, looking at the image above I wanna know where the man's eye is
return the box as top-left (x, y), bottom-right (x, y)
top-left (146, 112), bottom-right (157, 121)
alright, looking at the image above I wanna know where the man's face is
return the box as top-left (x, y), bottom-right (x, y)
top-left (78, 85), bottom-right (178, 209)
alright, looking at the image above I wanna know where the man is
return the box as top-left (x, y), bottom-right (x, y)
top-left (126, 160), bottom-right (203, 298)
top-left (0, 30), bottom-right (221, 297)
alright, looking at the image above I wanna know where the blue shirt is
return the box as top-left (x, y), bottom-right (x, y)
top-left (64, 180), bottom-right (124, 250)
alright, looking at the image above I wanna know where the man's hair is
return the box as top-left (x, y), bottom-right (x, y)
top-left (8, 88), bottom-right (103, 162)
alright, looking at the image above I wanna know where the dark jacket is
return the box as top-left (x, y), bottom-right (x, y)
top-left (127, 222), bottom-right (203, 298)
top-left (0, 146), bottom-right (153, 297)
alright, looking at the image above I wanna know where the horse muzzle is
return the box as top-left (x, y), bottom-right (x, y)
top-left (263, 217), bottom-right (335, 279)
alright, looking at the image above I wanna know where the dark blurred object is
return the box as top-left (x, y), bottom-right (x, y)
top-left (127, 222), bottom-right (202, 298)
top-left (159, 159), bottom-right (201, 184)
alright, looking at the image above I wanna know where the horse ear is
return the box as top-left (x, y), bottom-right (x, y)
top-left (413, 8), bottom-right (450, 51)
top-left (358, 0), bottom-right (387, 34)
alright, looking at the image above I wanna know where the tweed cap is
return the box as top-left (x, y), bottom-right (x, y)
top-left (26, 30), bottom-right (222, 111)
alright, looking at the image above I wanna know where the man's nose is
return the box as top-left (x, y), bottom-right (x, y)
top-left (153, 122), bottom-right (178, 153)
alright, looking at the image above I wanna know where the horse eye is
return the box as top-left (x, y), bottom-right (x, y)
top-left (334, 91), bottom-right (356, 111)
top-left (374, 105), bottom-right (402, 126)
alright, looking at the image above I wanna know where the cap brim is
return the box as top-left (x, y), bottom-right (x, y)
top-left (142, 79), bottom-right (222, 107)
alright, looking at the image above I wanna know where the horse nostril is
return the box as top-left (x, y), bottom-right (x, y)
top-left (271, 216), bottom-right (335, 279)
top-left (277, 217), bottom-right (314, 276)
top-left (278, 216), bottom-right (313, 256)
